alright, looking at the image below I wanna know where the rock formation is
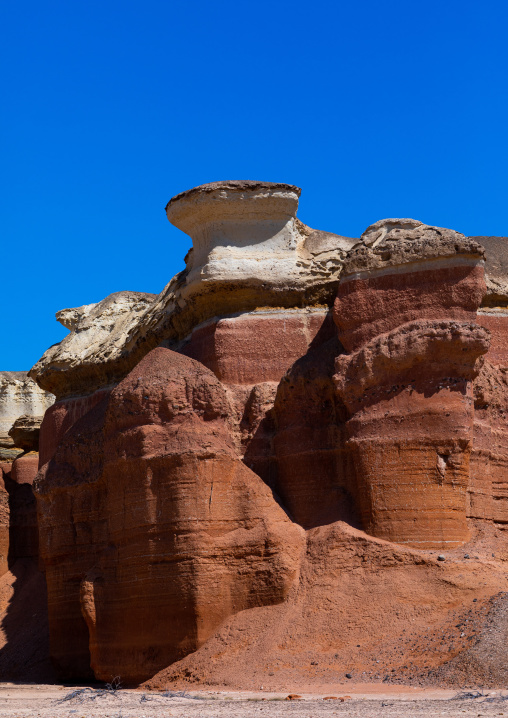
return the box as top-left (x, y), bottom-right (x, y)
top-left (29, 183), bottom-right (355, 401)
top-left (8, 415), bottom-right (43, 453)
top-left (36, 348), bottom-right (304, 682)
top-left (333, 219), bottom-right (490, 548)
top-left (1, 181), bottom-right (505, 687)
top-left (0, 372), bottom-right (53, 461)
top-left (0, 373), bottom-right (52, 578)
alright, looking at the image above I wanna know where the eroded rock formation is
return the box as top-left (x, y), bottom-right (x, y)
top-left (1, 181), bottom-right (505, 687)
top-left (36, 348), bottom-right (304, 682)
top-left (0, 373), bottom-right (52, 578)
top-left (29, 183), bottom-right (355, 402)
top-left (0, 373), bottom-right (53, 461)
top-left (333, 219), bottom-right (490, 548)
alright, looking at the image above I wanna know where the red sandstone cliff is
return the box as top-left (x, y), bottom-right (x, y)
top-left (35, 349), bottom-right (304, 682)
top-left (0, 184), bottom-right (506, 688)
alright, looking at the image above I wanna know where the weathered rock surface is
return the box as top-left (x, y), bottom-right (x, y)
top-left (470, 359), bottom-right (508, 526)
top-left (0, 373), bottom-right (53, 459)
top-left (35, 348), bottom-right (304, 682)
top-left (166, 181), bottom-right (355, 291)
top-left (8, 415), bottom-right (43, 453)
top-left (29, 292), bottom-right (156, 400)
top-left (6, 185), bottom-right (508, 687)
top-left (271, 335), bottom-right (356, 529)
top-left (0, 468), bottom-right (9, 576)
top-left (181, 308), bottom-right (332, 386)
top-left (0, 375), bottom-right (50, 578)
top-left (30, 183), bottom-right (356, 400)
top-left (333, 219), bottom-right (489, 548)
top-left (0, 457), bottom-right (40, 575)
top-left (145, 522), bottom-right (508, 691)
top-left (0, 558), bottom-right (54, 682)
top-left (473, 235), bottom-right (508, 307)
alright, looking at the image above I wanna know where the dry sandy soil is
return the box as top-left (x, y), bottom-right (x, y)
top-left (0, 683), bottom-right (507, 718)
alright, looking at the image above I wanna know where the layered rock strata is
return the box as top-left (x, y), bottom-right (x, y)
top-left (19, 183), bottom-right (508, 686)
top-left (0, 374), bottom-right (51, 577)
top-left (271, 335), bottom-right (355, 529)
top-left (29, 182), bottom-right (355, 401)
top-left (333, 219), bottom-right (490, 548)
top-left (0, 372), bottom-right (53, 460)
top-left (469, 317), bottom-right (508, 527)
top-left (35, 348), bottom-right (304, 682)
top-left (0, 456), bottom-right (40, 575)
top-left (8, 415), bottom-right (43, 453)
top-left (474, 235), bottom-right (508, 308)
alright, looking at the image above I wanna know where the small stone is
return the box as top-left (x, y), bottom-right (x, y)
top-left (345, 673), bottom-right (352, 679)
top-left (437, 554), bottom-right (446, 561)
top-left (464, 554), bottom-right (470, 559)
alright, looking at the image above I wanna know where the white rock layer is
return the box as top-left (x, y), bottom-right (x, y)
top-left (0, 372), bottom-right (54, 436)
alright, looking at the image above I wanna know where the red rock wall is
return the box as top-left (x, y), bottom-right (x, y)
top-left (469, 314), bottom-right (508, 527)
top-left (0, 457), bottom-right (40, 573)
top-left (38, 389), bottom-right (111, 467)
top-left (335, 264), bottom-right (485, 352)
top-left (272, 336), bottom-right (357, 529)
top-left (0, 465), bottom-right (10, 576)
top-left (477, 314), bottom-right (508, 366)
top-left (333, 262), bottom-right (489, 549)
top-left (181, 310), bottom-right (332, 384)
top-left (11, 454), bottom-right (39, 486)
top-left (35, 348), bottom-right (304, 683)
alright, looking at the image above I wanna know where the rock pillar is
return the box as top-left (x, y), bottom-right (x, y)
top-left (333, 219), bottom-right (490, 549)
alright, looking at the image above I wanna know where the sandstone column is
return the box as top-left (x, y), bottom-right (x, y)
top-left (333, 219), bottom-right (490, 549)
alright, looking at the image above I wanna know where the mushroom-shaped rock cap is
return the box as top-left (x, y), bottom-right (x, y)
top-left (165, 180), bottom-right (306, 289)
top-left (166, 180), bottom-right (301, 235)
top-left (342, 218), bottom-right (485, 277)
top-left (166, 180), bottom-right (301, 207)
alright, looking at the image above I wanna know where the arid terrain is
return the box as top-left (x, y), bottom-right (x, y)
top-left (0, 683), bottom-right (507, 718)
top-left (1, 185), bottom-right (507, 702)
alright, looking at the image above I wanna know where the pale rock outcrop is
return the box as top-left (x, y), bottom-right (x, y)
top-left (17, 184), bottom-right (508, 686)
top-left (0, 373), bottom-right (53, 460)
top-left (0, 373), bottom-right (53, 435)
top-left (29, 292), bottom-right (156, 399)
top-left (29, 182), bottom-right (356, 400)
top-left (166, 180), bottom-right (355, 290)
top-left (8, 415), bottom-right (43, 453)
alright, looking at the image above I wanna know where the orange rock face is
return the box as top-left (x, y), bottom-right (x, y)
top-left (333, 224), bottom-right (489, 548)
top-left (0, 457), bottom-right (40, 574)
top-left (271, 336), bottom-right (355, 529)
top-left (24, 208), bottom-right (508, 687)
top-left (470, 314), bottom-right (508, 527)
top-left (181, 310), bottom-right (332, 385)
top-left (0, 465), bottom-right (10, 576)
top-left (35, 348), bottom-right (304, 683)
top-left (38, 389), bottom-right (111, 467)
top-left (11, 453), bottom-right (39, 486)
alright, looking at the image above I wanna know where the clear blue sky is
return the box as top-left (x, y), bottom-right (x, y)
top-left (2, 0), bottom-right (507, 371)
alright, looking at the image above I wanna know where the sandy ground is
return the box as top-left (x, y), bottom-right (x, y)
top-left (0, 683), bottom-right (507, 717)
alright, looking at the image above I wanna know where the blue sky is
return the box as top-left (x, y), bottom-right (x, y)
top-left (2, 0), bottom-right (507, 371)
